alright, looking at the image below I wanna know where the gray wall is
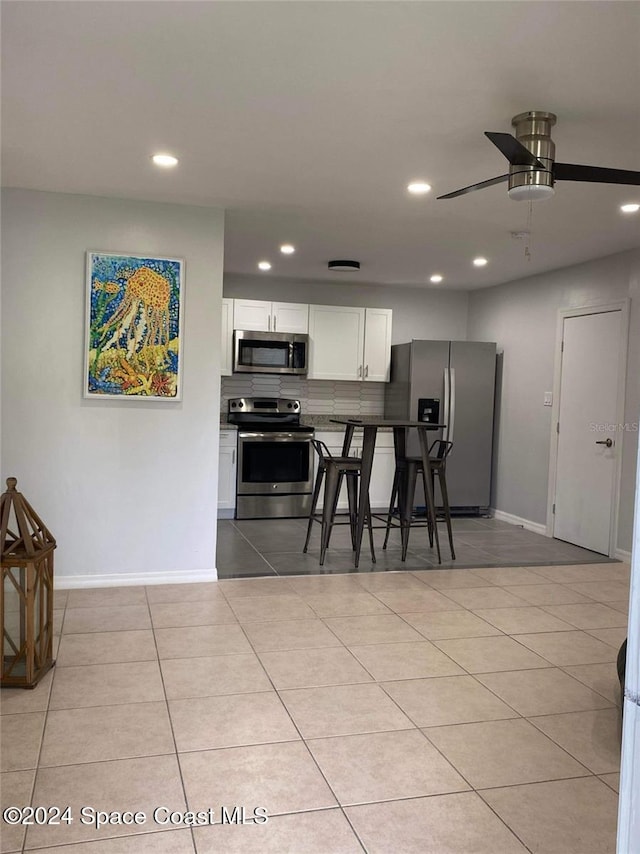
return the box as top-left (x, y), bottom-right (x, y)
top-left (1, 188), bottom-right (225, 584)
top-left (224, 274), bottom-right (469, 343)
top-left (468, 248), bottom-right (640, 553)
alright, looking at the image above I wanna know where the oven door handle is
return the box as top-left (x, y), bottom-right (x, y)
top-left (238, 431), bottom-right (314, 441)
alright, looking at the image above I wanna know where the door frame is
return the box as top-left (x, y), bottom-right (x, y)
top-left (546, 299), bottom-right (630, 557)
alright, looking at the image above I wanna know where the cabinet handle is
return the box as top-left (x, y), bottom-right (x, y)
top-left (232, 449), bottom-right (236, 464)
top-left (273, 315), bottom-right (277, 331)
top-left (364, 364), bottom-right (369, 378)
top-left (268, 315), bottom-right (271, 332)
top-left (358, 365), bottom-right (363, 378)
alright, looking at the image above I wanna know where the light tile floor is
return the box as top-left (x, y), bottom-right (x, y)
top-left (0, 558), bottom-right (629, 853)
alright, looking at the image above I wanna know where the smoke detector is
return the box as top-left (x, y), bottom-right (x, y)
top-left (328, 260), bottom-right (360, 272)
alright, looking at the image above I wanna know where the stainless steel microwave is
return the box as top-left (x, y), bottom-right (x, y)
top-left (233, 330), bottom-right (309, 375)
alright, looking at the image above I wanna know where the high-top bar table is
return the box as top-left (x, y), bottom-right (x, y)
top-left (330, 419), bottom-right (447, 567)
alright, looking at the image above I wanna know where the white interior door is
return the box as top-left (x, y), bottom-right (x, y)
top-left (554, 310), bottom-right (622, 554)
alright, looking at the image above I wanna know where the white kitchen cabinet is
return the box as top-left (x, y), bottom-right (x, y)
top-left (218, 430), bottom-right (237, 514)
top-left (313, 431), bottom-right (395, 512)
top-left (308, 305), bottom-right (392, 382)
top-left (363, 307), bottom-right (393, 382)
top-left (233, 299), bottom-right (308, 334)
top-left (271, 302), bottom-right (309, 333)
top-left (368, 439), bottom-right (396, 509)
top-left (308, 305), bottom-right (366, 381)
top-left (220, 298), bottom-right (234, 377)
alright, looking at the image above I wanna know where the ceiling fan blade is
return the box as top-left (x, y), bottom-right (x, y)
top-left (484, 132), bottom-right (544, 167)
top-left (554, 162), bottom-right (640, 185)
top-left (437, 174), bottom-right (509, 200)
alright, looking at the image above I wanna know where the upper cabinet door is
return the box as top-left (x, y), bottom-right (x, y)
top-left (363, 308), bottom-right (393, 382)
top-left (233, 299), bottom-right (272, 332)
top-left (308, 305), bottom-right (365, 380)
top-left (220, 297), bottom-right (234, 376)
top-left (272, 302), bottom-right (309, 334)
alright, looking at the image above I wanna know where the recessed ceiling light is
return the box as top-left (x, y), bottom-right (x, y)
top-left (620, 203), bottom-right (640, 214)
top-left (407, 182), bottom-right (432, 195)
top-left (473, 257), bottom-right (488, 267)
top-left (152, 153), bottom-right (178, 167)
top-left (430, 274), bottom-right (444, 284)
top-left (280, 244), bottom-right (295, 255)
top-left (258, 261), bottom-right (272, 271)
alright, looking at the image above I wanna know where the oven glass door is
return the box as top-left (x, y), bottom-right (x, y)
top-left (237, 432), bottom-right (313, 495)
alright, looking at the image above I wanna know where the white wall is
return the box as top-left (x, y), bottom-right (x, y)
top-left (468, 248), bottom-right (640, 553)
top-left (1, 189), bottom-right (225, 586)
top-left (224, 274), bottom-right (469, 343)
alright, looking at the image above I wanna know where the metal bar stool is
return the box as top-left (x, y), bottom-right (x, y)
top-left (303, 439), bottom-right (376, 566)
top-left (382, 439), bottom-right (455, 559)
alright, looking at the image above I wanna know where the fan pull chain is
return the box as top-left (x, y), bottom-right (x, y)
top-left (524, 201), bottom-right (534, 262)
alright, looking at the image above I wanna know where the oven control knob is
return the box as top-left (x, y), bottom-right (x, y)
top-left (272, 484), bottom-right (278, 489)
top-left (287, 403), bottom-right (292, 409)
top-left (238, 402), bottom-right (244, 407)
top-left (231, 402), bottom-right (236, 408)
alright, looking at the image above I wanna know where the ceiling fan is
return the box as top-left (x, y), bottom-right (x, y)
top-left (438, 111), bottom-right (640, 201)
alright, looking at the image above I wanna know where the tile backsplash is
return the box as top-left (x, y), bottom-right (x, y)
top-left (221, 375), bottom-right (385, 416)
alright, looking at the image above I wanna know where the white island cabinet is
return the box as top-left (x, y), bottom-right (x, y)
top-left (233, 299), bottom-right (308, 334)
top-left (217, 430), bottom-right (237, 515)
top-left (312, 430), bottom-right (395, 512)
top-left (308, 305), bottom-right (392, 382)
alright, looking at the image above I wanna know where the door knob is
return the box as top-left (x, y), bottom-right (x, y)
top-left (595, 438), bottom-right (613, 448)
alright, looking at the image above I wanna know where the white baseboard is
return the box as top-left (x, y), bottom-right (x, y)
top-left (615, 548), bottom-right (632, 563)
top-left (490, 508), bottom-right (549, 537)
top-left (217, 509), bottom-right (235, 519)
top-left (55, 567), bottom-right (218, 590)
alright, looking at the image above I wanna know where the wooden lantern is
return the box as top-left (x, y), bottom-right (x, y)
top-left (1, 478), bottom-right (56, 688)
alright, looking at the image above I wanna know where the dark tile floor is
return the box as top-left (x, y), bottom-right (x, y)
top-left (216, 516), bottom-right (616, 579)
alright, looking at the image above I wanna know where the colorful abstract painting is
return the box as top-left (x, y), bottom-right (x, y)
top-left (85, 252), bottom-right (184, 400)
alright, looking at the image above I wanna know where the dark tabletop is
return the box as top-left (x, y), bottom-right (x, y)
top-left (330, 418), bottom-right (446, 429)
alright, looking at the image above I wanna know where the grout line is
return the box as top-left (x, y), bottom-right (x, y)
top-left (144, 585), bottom-right (199, 854)
top-left (230, 618), bottom-right (369, 853)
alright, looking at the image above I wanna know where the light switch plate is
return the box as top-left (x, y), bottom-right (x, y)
top-left (544, 392), bottom-right (553, 407)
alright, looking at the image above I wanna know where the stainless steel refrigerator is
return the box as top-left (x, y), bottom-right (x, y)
top-left (384, 340), bottom-right (497, 512)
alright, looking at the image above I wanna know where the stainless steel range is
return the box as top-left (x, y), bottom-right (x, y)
top-left (227, 397), bottom-right (314, 519)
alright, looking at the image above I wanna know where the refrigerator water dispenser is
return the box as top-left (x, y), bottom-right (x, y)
top-left (418, 398), bottom-right (441, 425)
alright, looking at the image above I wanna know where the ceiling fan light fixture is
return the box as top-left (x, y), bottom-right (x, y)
top-left (328, 260), bottom-right (360, 272)
top-left (508, 183), bottom-right (555, 202)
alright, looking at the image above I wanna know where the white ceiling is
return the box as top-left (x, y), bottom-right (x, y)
top-left (2, 1), bottom-right (639, 290)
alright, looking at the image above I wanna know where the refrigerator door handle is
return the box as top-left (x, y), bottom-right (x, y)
top-left (448, 368), bottom-right (456, 445)
top-left (443, 368), bottom-right (450, 443)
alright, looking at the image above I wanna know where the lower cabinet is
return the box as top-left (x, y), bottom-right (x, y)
top-left (312, 431), bottom-right (395, 513)
top-left (218, 430), bottom-right (237, 514)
